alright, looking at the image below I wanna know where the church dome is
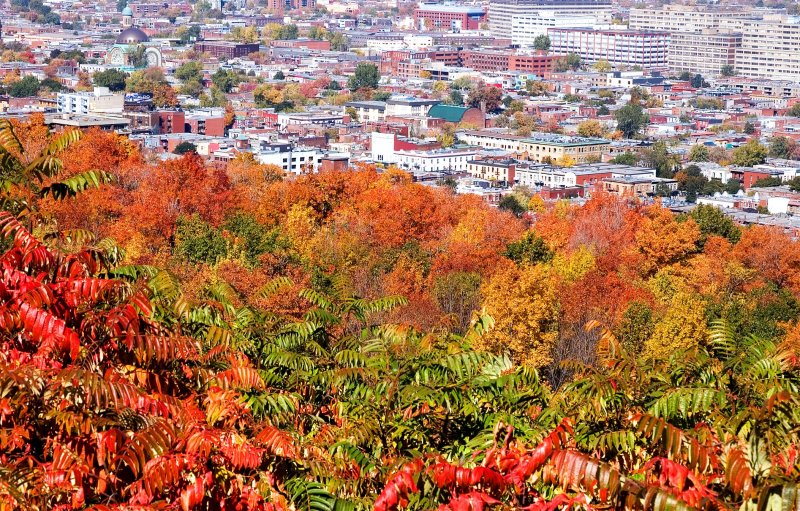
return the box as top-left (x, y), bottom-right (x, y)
top-left (116, 26), bottom-right (149, 44)
top-left (122, 6), bottom-right (133, 15)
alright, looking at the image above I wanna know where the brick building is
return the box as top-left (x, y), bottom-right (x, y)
top-left (461, 50), bottom-right (561, 75)
top-left (194, 41), bottom-right (260, 59)
top-left (413, 4), bottom-right (487, 31)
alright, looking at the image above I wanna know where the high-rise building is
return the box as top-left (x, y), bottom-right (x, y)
top-left (734, 15), bottom-right (800, 81)
top-left (628, 5), bottom-right (757, 33)
top-left (668, 29), bottom-right (741, 76)
top-left (548, 27), bottom-right (669, 68)
top-left (488, 0), bottom-right (612, 47)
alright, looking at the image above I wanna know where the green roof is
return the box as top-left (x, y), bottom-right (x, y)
top-left (428, 104), bottom-right (470, 122)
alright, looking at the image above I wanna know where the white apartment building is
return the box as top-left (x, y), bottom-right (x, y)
top-left (256, 147), bottom-right (347, 175)
top-left (395, 147), bottom-right (479, 174)
top-left (56, 87), bottom-right (125, 115)
top-left (488, 0), bottom-right (611, 46)
top-left (668, 29), bottom-right (742, 76)
top-left (629, 5), bottom-right (757, 33)
top-left (547, 27), bottom-right (669, 68)
top-left (457, 130), bottom-right (526, 152)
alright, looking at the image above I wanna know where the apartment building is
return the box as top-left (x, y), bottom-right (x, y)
top-left (668, 29), bottom-right (741, 76)
top-left (56, 87), bottom-right (124, 115)
top-left (395, 147), bottom-right (479, 174)
top-left (460, 50), bottom-right (560, 75)
top-left (413, 4), bottom-right (487, 31)
top-left (488, 0), bottom-right (611, 47)
top-left (628, 5), bottom-right (757, 33)
top-left (548, 28), bottom-right (669, 68)
top-left (735, 15), bottom-right (800, 81)
top-left (458, 130), bottom-right (527, 152)
top-left (466, 158), bottom-right (517, 186)
top-left (194, 41), bottom-right (260, 59)
top-left (518, 134), bottom-right (610, 164)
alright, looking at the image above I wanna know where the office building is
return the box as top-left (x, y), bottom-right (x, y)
top-left (413, 4), bottom-right (487, 31)
top-left (735, 15), bottom-right (800, 81)
top-left (488, 0), bottom-right (612, 47)
top-left (668, 29), bottom-right (741, 76)
top-left (629, 5), bottom-right (757, 33)
top-left (548, 28), bottom-right (669, 68)
top-left (194, 41), bottom-right (260, 59)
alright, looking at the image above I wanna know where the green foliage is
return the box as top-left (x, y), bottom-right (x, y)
top-left (175, 61), bottom-right (203, 83)
top-left (688, 144), bottom-right (710, 162)
top-left (533, 34), bottom-right (551, 51)
top-left (553, 53), bottom-right (581, 72)
top-left (641, 141), bottom-right (680, 178)
top-left (93, 68), bottom-right (128, 91)
top-left (173, 141), bottom-right (197, 155)
top-left (688, 204), bottom-right (741, 245)
top-left (690, 73), bottom-right (707, 88)
top-left (498, 194), bottom-right (526, 217)
top-left (615, 103), bottom-right (648, 138)
top-left (174, 214), bottom-right (228, 264)
top-left (732, 139), bottom-right (768, 167)
top-left (611, 152), bottom-right (639, 165)
top-left (614, 301), bottom-right (653, 354)
top-left (273, 70), bottom-right (285, 80)
top-left (272, 24), bottom-right (299, 40)
top-left (8, 76), bottom-right (40, 97)
top-left (752, 176), bottom-right (783, 188)
top-left (769, 136), bottom-right (796, 159)
top-left (505, 231), bottom-right (553, 265)
top-left (721, 64), bottom-right (735, 76)
top-left (223, 213), bottom-right (283, 266)
top-left (347, 63), bottom-right (380, 91)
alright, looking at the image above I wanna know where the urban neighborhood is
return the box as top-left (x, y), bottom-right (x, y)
top-left (1, 0), bottom-right (800, 510)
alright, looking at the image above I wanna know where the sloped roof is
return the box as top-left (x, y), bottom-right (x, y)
top-left (428, 104), bottom-right (471, 122)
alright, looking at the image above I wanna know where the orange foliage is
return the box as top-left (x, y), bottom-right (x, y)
top-left (734, 226), bottom-right (800, 291)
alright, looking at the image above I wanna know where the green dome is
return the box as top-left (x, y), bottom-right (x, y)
top-left (122, 6), bottom-right (133, 15)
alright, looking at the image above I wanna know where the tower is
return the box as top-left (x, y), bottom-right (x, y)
top-left (122, 5), bottom-right (133, 28)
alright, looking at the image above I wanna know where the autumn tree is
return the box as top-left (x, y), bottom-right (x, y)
top-left (576, 119), bottom-right (605, 138)
top-left (476, 263), bottom-right (558, 367)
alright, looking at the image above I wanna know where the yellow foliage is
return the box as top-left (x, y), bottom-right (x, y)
top-left (552, 246), bottom-right (595, 283)
top-left (635, 206), bottom-right (700, 275)
top-left (643, 292), bottom-right (707, 360)
top-left (554, 154), bottom-right (577, 167)
top-left (528, 195), bottom-right (546, 213)
top-left (476, 264), bottom-right (558, 367)
top-left (285, 204), bottom-right (317, 256)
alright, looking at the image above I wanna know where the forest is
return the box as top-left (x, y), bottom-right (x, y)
top-left (0, 116), bottom-right (798, 511)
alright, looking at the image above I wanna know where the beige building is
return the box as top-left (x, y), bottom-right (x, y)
top-left (600, 177), bottom-right (678, 197)
top-left (629, 5), bottom-right (756, 33)
top-left (668, 29), bottom-right (742, 75)
top-left (466, 159), bottom-right (517, 185)
top-left (518, 135), bottom-right (610, 164)
top-left (734, 15), bottom-right (800, 82)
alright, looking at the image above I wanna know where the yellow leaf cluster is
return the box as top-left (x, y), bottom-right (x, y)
top-left (643, 292), bottom-right (707, 360)
top-left (476, 264), bottom-right (558, 367)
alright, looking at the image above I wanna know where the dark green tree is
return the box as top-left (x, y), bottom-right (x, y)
top-left (347, 63), bottom-right (380, 90)
top-left (614, 103), bottom-right (648, 138)
top-left (8, 76), bottom-right (40, 98)
top-left (687, 203), bottom-right (741, 245)
top-left (533, 34), bottom-right (551, 51)
top-left (93, 68), bottom-right (127, 91)
top-left (173, 141), bottom-right (197, 155)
